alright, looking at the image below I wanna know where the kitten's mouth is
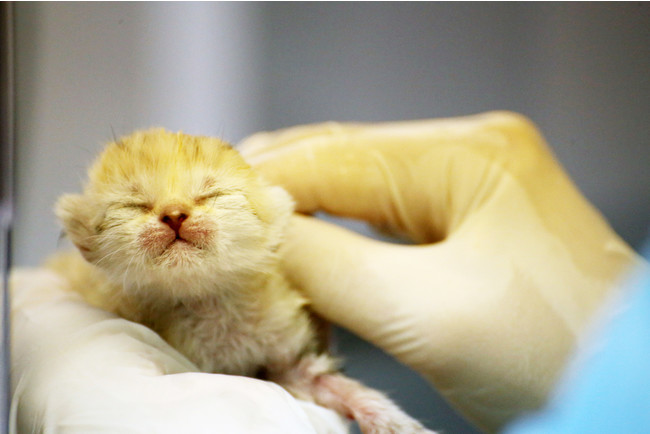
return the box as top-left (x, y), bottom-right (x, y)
top-left (154, 237), bottom-right (203, 268)
top-left (168, 237), bottom-right (193, 248)
top-left (140, 226), bottom-right (208, 262)
top-left (164, 235), bottom-right (206, 254)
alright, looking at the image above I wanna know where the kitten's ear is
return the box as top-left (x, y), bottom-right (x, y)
top-left (55, 194), bottom-right (98, 262)
top-left (258, 185), bottom-right (295, 248)
top-left (268, 185), bottom-right (294, 221)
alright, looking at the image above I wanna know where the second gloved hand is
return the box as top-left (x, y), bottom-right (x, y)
top-left (240, 112), bottom-right (642, 432)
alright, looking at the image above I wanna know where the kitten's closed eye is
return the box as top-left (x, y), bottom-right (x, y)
top-left (195, 190), bottom-right (226, 205)
top-left (124, 202), bottom-right (152, 211)
top-left (110, 201), bottom-right (152, 212)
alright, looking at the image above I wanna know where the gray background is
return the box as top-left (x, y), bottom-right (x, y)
top-left (11, 3), bottom-right (650, 433)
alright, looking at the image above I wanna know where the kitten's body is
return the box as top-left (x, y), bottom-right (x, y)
top-left (50, 129), bottom-right (433, 433)
top-left (49, 252), bottom-right (314, 377)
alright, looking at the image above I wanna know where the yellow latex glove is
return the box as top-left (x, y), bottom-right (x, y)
top-left (239, 112), bottom-right (644, 432)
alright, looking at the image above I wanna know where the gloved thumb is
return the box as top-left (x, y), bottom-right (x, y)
top-left (281, 215), bottom-right (399, 339)
top-left (279, 214), bottom-right (472, 377)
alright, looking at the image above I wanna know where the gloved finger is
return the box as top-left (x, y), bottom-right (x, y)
top-left (240, 112), bottom-right (550, 243)
top-left (241, 122), bottom-right (415, 227)
top-left (278, 214), bottom-right (482, 374)
top-left (242, 122), bottom-right (453, 242)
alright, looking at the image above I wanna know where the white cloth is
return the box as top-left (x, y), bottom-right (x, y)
top-left (10, 268), bottom-right (347, 433)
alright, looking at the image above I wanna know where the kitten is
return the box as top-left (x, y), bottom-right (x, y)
top-left (49, 129), bottom-right (433, 433)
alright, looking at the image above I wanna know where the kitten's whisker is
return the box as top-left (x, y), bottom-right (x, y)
top-left (93, 247), bottom-right (120, 266)
top-left (122, 253), bottom-right (137, 291)
top-left (94, 243), bottom-right (130, 267)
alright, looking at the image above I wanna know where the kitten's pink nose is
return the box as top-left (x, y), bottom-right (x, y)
top-left (160, 207), bottom-right (189, 234)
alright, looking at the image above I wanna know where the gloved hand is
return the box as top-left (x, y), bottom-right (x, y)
top-left (10, 268), bottom-right (347, 434)
top-left (239, 111), bottom-right (643, 432)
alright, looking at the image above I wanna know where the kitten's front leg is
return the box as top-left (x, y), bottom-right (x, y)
top-left (270, 354), bottom-right (436, 434)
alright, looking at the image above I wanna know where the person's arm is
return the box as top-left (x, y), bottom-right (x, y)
top-left (240, 111), bottom-right (644, 432)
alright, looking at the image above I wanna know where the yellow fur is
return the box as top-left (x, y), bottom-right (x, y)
top-left (48, 129), bottom-right (432, 433)
top-left (51, 128), bottom-right (311, 373)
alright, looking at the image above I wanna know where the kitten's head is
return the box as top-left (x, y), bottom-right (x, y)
top-left (56, 129), bottom-right (294, 297)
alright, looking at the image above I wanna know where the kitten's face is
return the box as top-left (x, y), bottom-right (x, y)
top-left (57, 129), bottom-right (293, 296)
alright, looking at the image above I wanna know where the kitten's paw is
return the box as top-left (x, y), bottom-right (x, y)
top-left (273, 355), bottom-right (437, 434)
top-left (355, 406), bottom-right (436, 434)
top-left (313, 372), bottom-right (436, 434)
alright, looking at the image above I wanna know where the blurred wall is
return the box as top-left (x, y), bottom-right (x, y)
top-left (262, 3), bottom-right (650, 249)
top-left (12, 3), bottom-right (650, 433)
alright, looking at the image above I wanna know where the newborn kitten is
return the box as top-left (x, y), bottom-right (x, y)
top-left (49, 129), bottom-right (433, 433)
